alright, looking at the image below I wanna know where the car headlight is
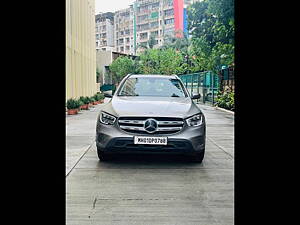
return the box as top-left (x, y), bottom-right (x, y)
top-left (185, 114), bottom-right (203, 127)
top-left (99, 111), bottom-right (116, 125)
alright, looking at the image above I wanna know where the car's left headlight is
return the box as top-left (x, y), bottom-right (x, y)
top-left (185, 113), bottom-right (203, 127)
top-left (99, 111), bottom-right (116, 125)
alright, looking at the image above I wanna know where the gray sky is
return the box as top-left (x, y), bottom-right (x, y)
top-left (95, 0), bottom-right (134, 14)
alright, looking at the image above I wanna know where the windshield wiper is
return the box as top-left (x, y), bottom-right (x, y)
top-left (171, 93), bottom-right (180, 97)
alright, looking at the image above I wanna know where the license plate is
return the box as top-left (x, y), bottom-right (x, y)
top-left (134, 136), bottom-right (168, 145)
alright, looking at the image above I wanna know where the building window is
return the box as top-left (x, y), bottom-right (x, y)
top-left (151, 30), bottom-right (159, 37)
top-left (150, 21), bottom-right (159, 28)
top-left (120, 47), bottom-right (124, 52)
top-left (164, 18), bottom-right (174, 25)
top-left (164, 9), bottom-right (174, 17)
top-left (140, 32), bottom-right (148, 40)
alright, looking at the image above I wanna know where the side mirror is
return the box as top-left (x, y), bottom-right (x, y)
top-left (191, 93), bottom-right (201, 100)
top-left (104, 93), bottom-right (113, 98)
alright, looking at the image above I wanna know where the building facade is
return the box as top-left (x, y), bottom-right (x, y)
top-left (114, 6), bottom-right (135, 55)
top-left (94, 0), bottom-right (189, 55)
top-left (95, 12), bottom-right (115, 52)
top-left (66, 0), bottom-right (97, 100)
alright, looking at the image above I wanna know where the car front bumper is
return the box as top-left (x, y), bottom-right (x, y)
top-left (96, 121), bottom-right (206, 154)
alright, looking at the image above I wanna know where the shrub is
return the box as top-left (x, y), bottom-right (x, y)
top-left (216, 91), bottom-right (234, 111)
top-left (80, 96), bottom-right (90, 104)
top-left (66, 98), bottom-right (80, 110)
top-left (90, 97), bottom-right (96, 102)
top-left (93, 93), bottom-right (104, 101)
top-left (79, 96), bottom-right (86, 103)
top-left (98, 93), bottom-right (104, 100)
top-left (78, 100), bottom-right (84, 107)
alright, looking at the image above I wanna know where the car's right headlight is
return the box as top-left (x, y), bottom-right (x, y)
top-left (185, 113), bottom-right (203, 127)
top-left (99, 111), bottom-right (116, 125)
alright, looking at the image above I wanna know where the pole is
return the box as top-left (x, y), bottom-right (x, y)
top-left (212, 72), bottom-right (215, 106)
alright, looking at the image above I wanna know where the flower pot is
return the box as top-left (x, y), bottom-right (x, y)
top-left (92, 101), bottom-right (97, 105)
top-left (100, 99), bottom-right (104, 103)
top-left (67, 109), bottom-right (78, 115)
top-left (81, 104), bottom-right (89, 110)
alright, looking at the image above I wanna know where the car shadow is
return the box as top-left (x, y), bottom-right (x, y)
top-left (96, 153), bottom-right (204, 168)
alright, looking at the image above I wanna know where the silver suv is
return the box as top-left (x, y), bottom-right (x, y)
top-left (96, 74), bottom-right (206, 163)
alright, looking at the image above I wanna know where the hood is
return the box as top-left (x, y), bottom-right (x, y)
top-left (103, 96), bottom-right (201, 118)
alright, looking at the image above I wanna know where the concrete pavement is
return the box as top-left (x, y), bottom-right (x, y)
top-left (66, 100), bottom-right (234, 225)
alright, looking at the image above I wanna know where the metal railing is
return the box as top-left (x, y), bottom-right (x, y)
top-left (178, 72), bottom-right (219, 105)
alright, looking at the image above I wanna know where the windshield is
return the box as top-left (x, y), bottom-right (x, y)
top-left (118, 77), bottom-right (187, 97)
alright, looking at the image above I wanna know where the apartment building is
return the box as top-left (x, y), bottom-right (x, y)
top-left (66, 0), bottom-right (97, 100)
top-left (114, 6), bottom-right (135, 55)
top-left (95, 0), bottom-right (187, 55)
top-left (95, 12), bottom-right (114, 52)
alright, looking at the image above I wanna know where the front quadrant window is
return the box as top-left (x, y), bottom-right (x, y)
top-left (118, 77), bottom-right (188, 97)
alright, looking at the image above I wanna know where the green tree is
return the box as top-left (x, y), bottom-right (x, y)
top-left (188, 0), bottom-right (234, 73)
top-left (138, 48), bottom-right (186, 75)
top-left (109, 56), bottom-right (136, 83)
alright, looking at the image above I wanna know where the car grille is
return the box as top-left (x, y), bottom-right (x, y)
top-left (118, 117), bottom-right (184, 135)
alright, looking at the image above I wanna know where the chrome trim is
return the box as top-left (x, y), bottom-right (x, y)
top-left (118, 120), bottom-right (144, 125)
top-left (119, 125), bottom-right (182, 132)
top-left (118, 117), bottom-right (184, 134)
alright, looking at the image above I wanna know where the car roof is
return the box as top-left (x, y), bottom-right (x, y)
top-left (128, 74), bottom-right (178, 79)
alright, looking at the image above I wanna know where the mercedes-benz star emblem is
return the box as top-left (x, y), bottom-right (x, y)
top-left (144, 119), bottom-right (158, 133)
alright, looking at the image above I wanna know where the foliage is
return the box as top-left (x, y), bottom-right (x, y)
top-left (106, 0), bottom-right (234, 80)
top-left (138, 48), bottom-right (187, 74)
top-left (78, 100), bottom-right (84, 107)
top-left (93, 93), bottom-right (104, 101)
top-left (216, 91), bottom-right (234, 111)
top-left (66, 98), bottom-right (80, 110)
top-left (79, 96), bottom-right (90, 104)
top-left (97, 93), bottom-right (104, 100)
top-left (188, 0), bottom-right (234, 73)
top-left (109, 56), bottom-right (136, 83)
top-left (90, 97), bottom-right (96, 102)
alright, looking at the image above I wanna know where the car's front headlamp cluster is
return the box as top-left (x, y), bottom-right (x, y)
top-left (99, 112), bottom-right (116, 125)
top-left (185, 114), bottom-right (203, 127)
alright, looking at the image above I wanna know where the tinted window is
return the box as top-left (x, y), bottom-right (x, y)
top-left (118, 77), bottom-right (187, 97)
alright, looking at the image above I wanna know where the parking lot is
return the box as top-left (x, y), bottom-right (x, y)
top-left (66, 103), bottom-right (234, 225)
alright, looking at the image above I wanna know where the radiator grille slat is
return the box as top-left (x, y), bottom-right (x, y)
top-left (118, 117), bottom-right (184, 135)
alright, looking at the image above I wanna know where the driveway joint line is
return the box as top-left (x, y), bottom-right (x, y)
top-left (66, 142), bottom-right (94, 177)
top-left (207, 137), bottom-right (233, 159)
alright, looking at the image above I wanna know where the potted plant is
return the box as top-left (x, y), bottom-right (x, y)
top-left (79, 96), bottom-right (89, 110)
top-left (66, 98), bottom-right (79, 115)
top-left (77, 100), bottom-right (84, 111)
top-left (97, 93), bottom-right (105, 103)
top-left (87, 97), bottom-right (93, 107)
top-left (93, 94), bottom-right (100, 104)
top-left (90, 97), bottom-right (97, 105)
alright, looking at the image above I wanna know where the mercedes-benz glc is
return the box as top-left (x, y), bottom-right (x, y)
top-left (96, 74), bottom-right (206, 162)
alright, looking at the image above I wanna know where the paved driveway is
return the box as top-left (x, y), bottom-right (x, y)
top-left (66, 103), bottom-right (234, 225)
